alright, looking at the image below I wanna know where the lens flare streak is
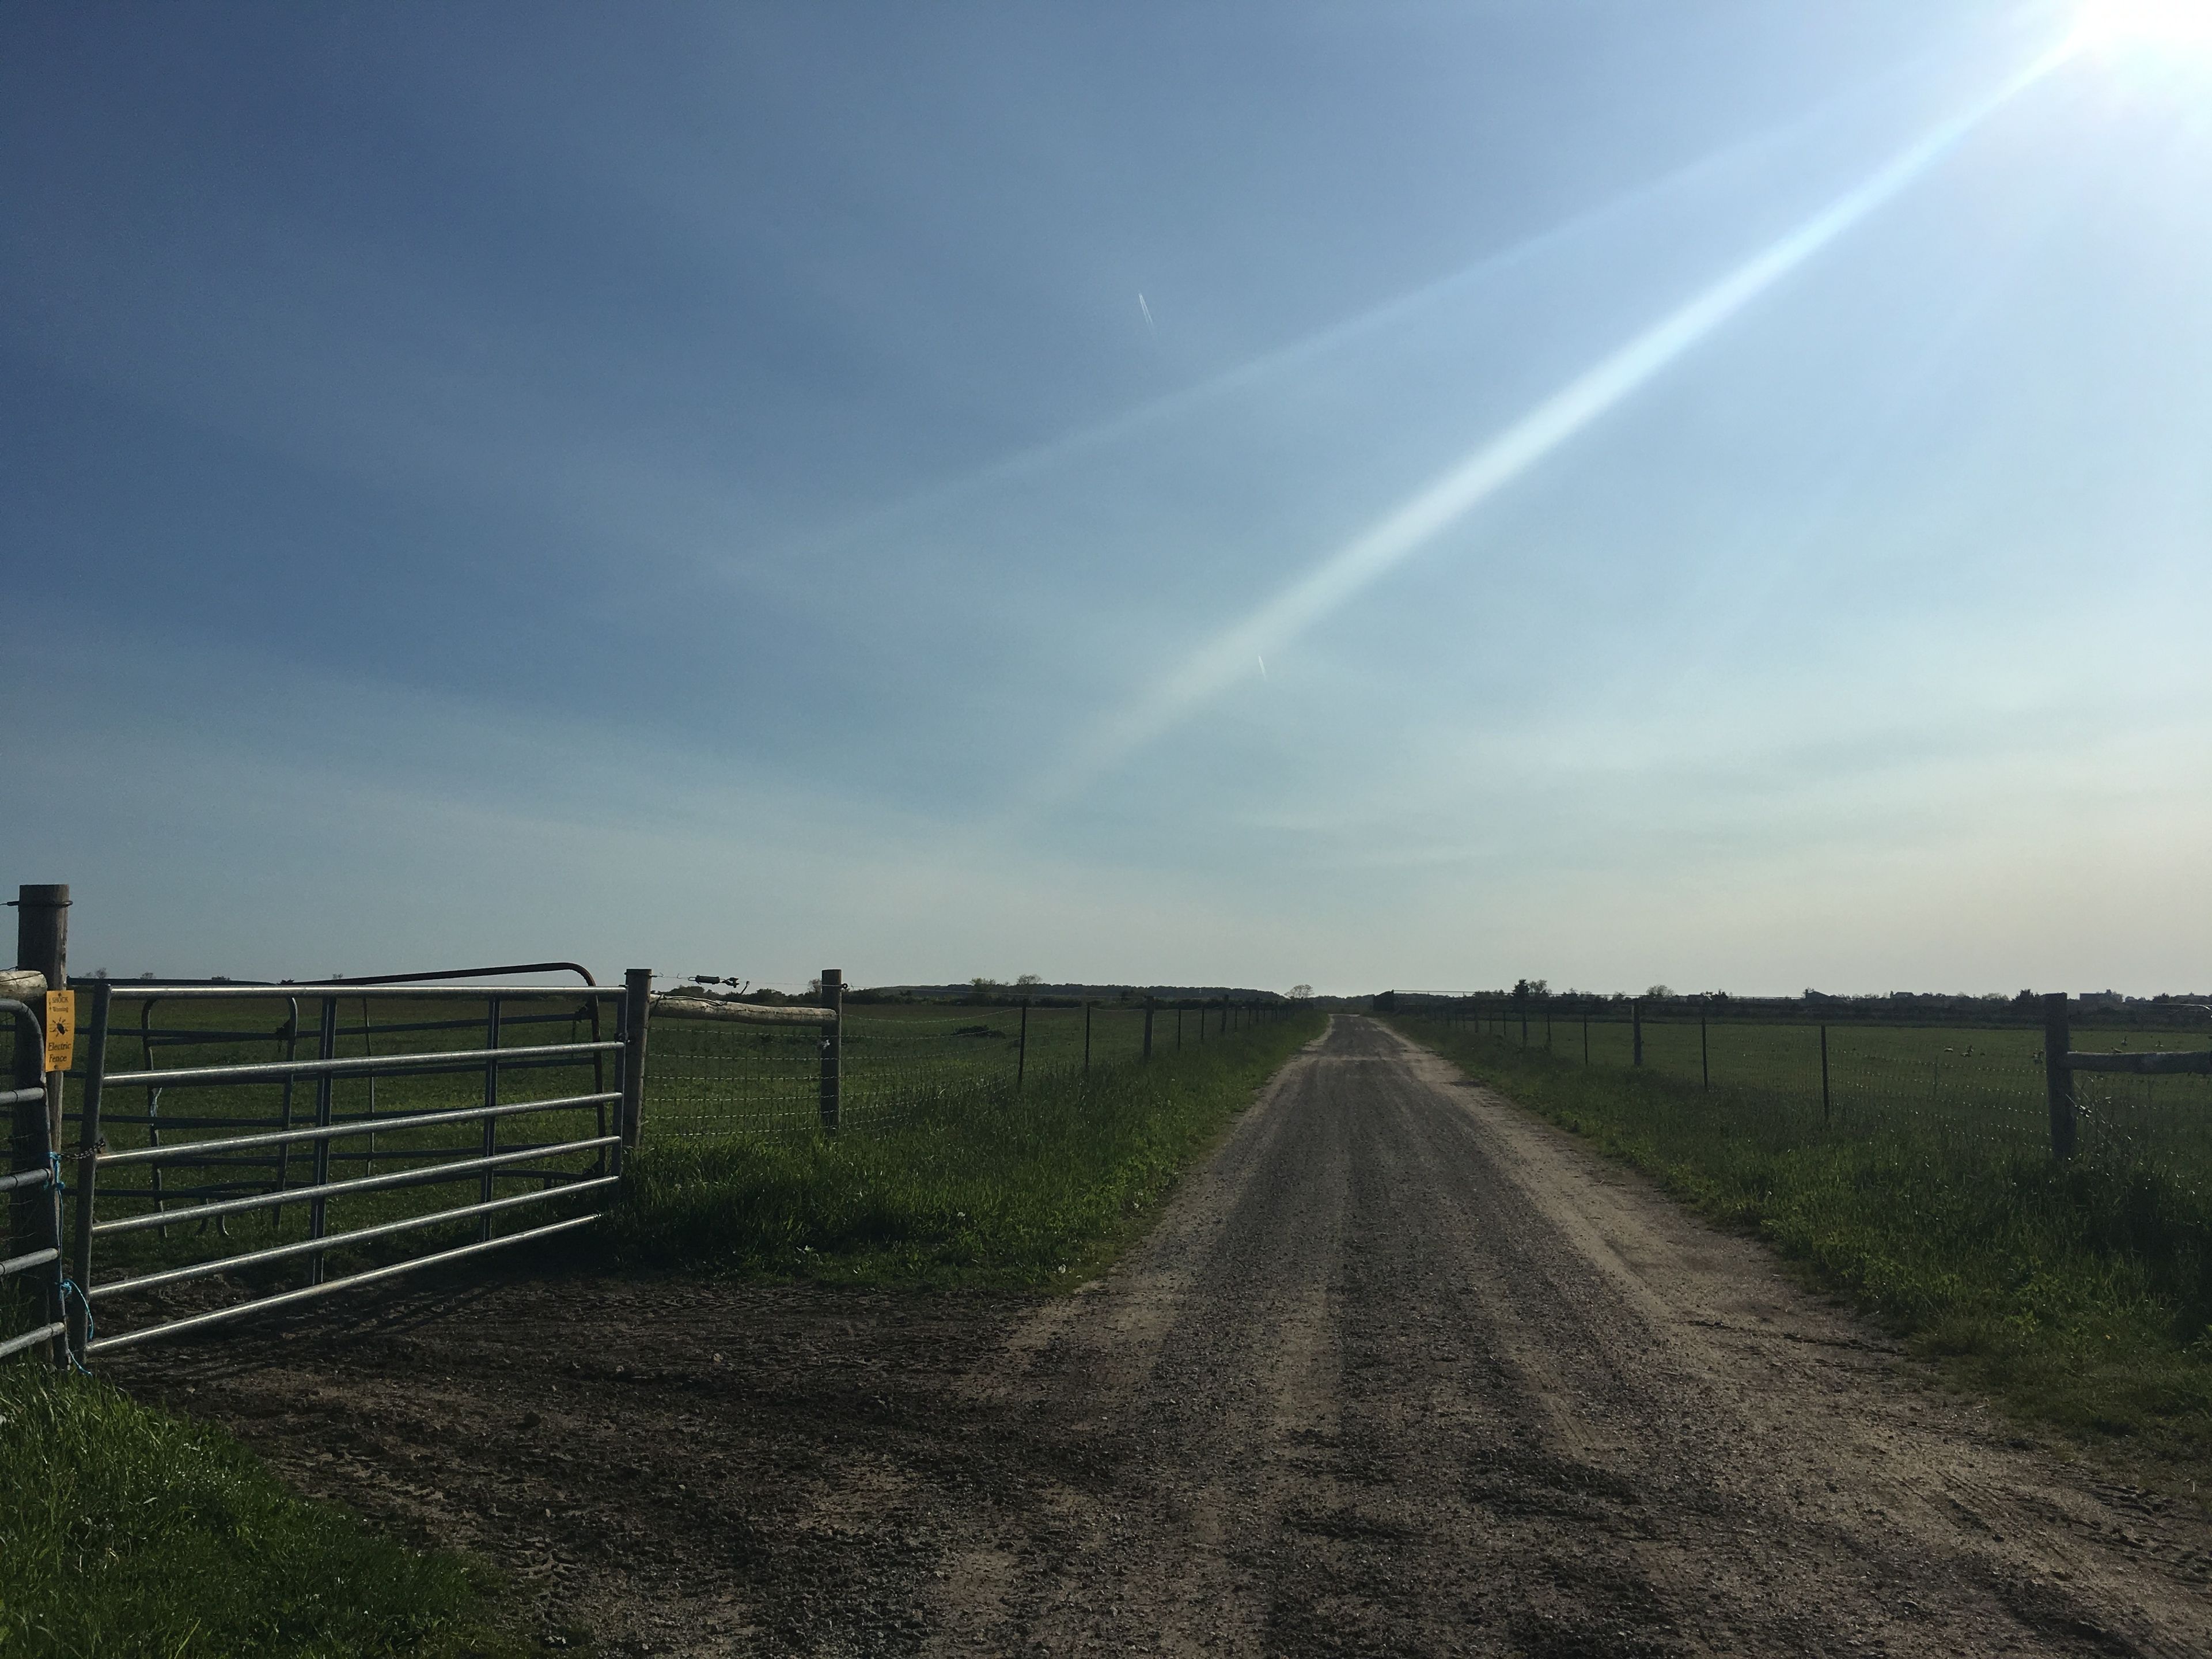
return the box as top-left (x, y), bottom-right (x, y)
top-left (1022, 39), bottom-right (2080, 816)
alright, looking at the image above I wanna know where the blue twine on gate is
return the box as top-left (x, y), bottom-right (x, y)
top-left (56, 1277), bottom-right (94, 1374)
top-left (44, 1150), bottom-right (89, 1372)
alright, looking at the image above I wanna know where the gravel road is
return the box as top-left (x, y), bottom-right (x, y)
top-left (121, 1014), bottom-right (2211, 1656)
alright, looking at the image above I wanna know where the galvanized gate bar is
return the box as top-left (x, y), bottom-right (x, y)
top-left (83, 1213), bottom-right (604, 1354)
top-left (89, 1175), bottom-right (622, 1300)
top-left (0, 1156), bottom-right (54, 1194)
top-left (97, 984), bottom-right (620, 1000)
top-left (108, 1039), bottom-right (619, 1092)
top-left (92, 1090), bottom-right (619, 1164)
top-left (281, 961), bottom-right (600, 988)
top-left (475, 997), bottom-right (502, 1243)
top-left (93, 1133), bottom-right (620, 1236)
top-left (0, 1321), bottom-right (66, 1361)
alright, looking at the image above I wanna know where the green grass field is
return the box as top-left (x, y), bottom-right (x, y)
top-left (1429, 1004), bottom-right (2212, 1188)
top-left (1388, 1012), bottom-right (2212, 1484)
top-left (613, 1007), bottom-right (1322, 1284)
top-left (0, 1365), bottom-right (535, 1658)
top-left (646, 998), bottom-right (1238, 1137)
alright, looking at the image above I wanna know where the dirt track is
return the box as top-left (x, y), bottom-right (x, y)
top-left (118, 1015), bottom-right (2211, 1656)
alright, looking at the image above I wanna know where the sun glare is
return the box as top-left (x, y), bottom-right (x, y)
top-left (2073, 0), bottom-right (2212, 56)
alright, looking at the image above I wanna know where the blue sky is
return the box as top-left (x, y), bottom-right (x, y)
top-left (5, 2), bottom-right (2209, 995)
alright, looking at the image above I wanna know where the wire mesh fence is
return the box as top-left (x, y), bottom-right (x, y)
top-left (643, 999), bottom-right (1241, 1141)
top-left (1404, 998), bottom-right (2212, 1194)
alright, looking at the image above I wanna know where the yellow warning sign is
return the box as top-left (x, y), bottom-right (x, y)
top-left (43, 989), bottom-right (75, 1074)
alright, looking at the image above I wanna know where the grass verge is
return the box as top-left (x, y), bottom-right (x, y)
top-left (0, 1365), bottom-right (536, 1658)
top-left (609, 1013), bottom-right (1324, 1286)
top-left (1388, 1016), bottom-right (2212, 1488)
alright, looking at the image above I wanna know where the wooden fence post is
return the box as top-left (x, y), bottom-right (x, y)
top-left (1017, 998), bottom-right (1029, 1091)
top-left (2041, 992), bottom-right (2075, 1161)
top-left (1142, 998), bottom-right (1154, 1061)
top-left (1700, 1011), bottom-right (1709, 1090)
top-left (1083, 1001), bottom-right (1092, 1073)
top-left (819, 969), bottom-right (843, 1132)
top-left (1632, 999), bottom-right (1643, 1067)
top-left (620, 968), bottom-right (652, 1149)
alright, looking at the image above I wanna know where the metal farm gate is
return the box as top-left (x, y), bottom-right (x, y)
top-left (20, 959), bottom-right (652, 1366)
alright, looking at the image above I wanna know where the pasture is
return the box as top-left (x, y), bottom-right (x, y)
top-left (1442, 1005), bottom-right (2212, 1188)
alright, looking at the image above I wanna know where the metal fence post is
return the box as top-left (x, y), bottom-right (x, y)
top-left (1017, 998), bottom-right (1029, 1091)
top-left (1083, 1001), bottom-right (1092, 1073)
top-left (1176, 1006), bottom-right (1183, 1050)
top-left (1142, 998), bottom-right (1154, 1061)
top-left (818, 969), bottom-right (843, 1133)
top-left (478, 995), bottom-right (502, 1242)
top-left (1632, 999), bottom-right (1643, 1067)
top-left (308, 997), bottom-right (338, 1284)
top-left (620, 969), bottom-right (652, 1149)
top-left (1700, 1012), bottom-right (1709, 1091)
top-left (1582, 1007), bottom-right (1590, 1065)
top-left (66, 979), bottom-right (110, 1363)
top-left (1820, 1024), bottom-right (1831, 1123)
top-left (2041, 991), bottom-right (2075, 1161)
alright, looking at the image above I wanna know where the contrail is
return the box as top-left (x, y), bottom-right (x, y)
top-left (1138, 292), bottom-right (1156, 332)
top-left (1017, 38), bottom-right (2077, 817)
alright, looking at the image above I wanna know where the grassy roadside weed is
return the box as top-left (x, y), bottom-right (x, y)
top-left (0, 1365), bottom-right (539, 1658)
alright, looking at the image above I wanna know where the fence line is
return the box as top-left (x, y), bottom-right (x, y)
top-left (640, 987), bottom-right (1296, 1142)
top-left (1389, 990), bottom-right (2212, 1191)
top-left (2, 882), bottom-right (1306, 1368)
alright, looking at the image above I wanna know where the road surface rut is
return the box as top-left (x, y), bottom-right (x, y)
top-left (119, 1015), bottom-right (2211, 1656)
